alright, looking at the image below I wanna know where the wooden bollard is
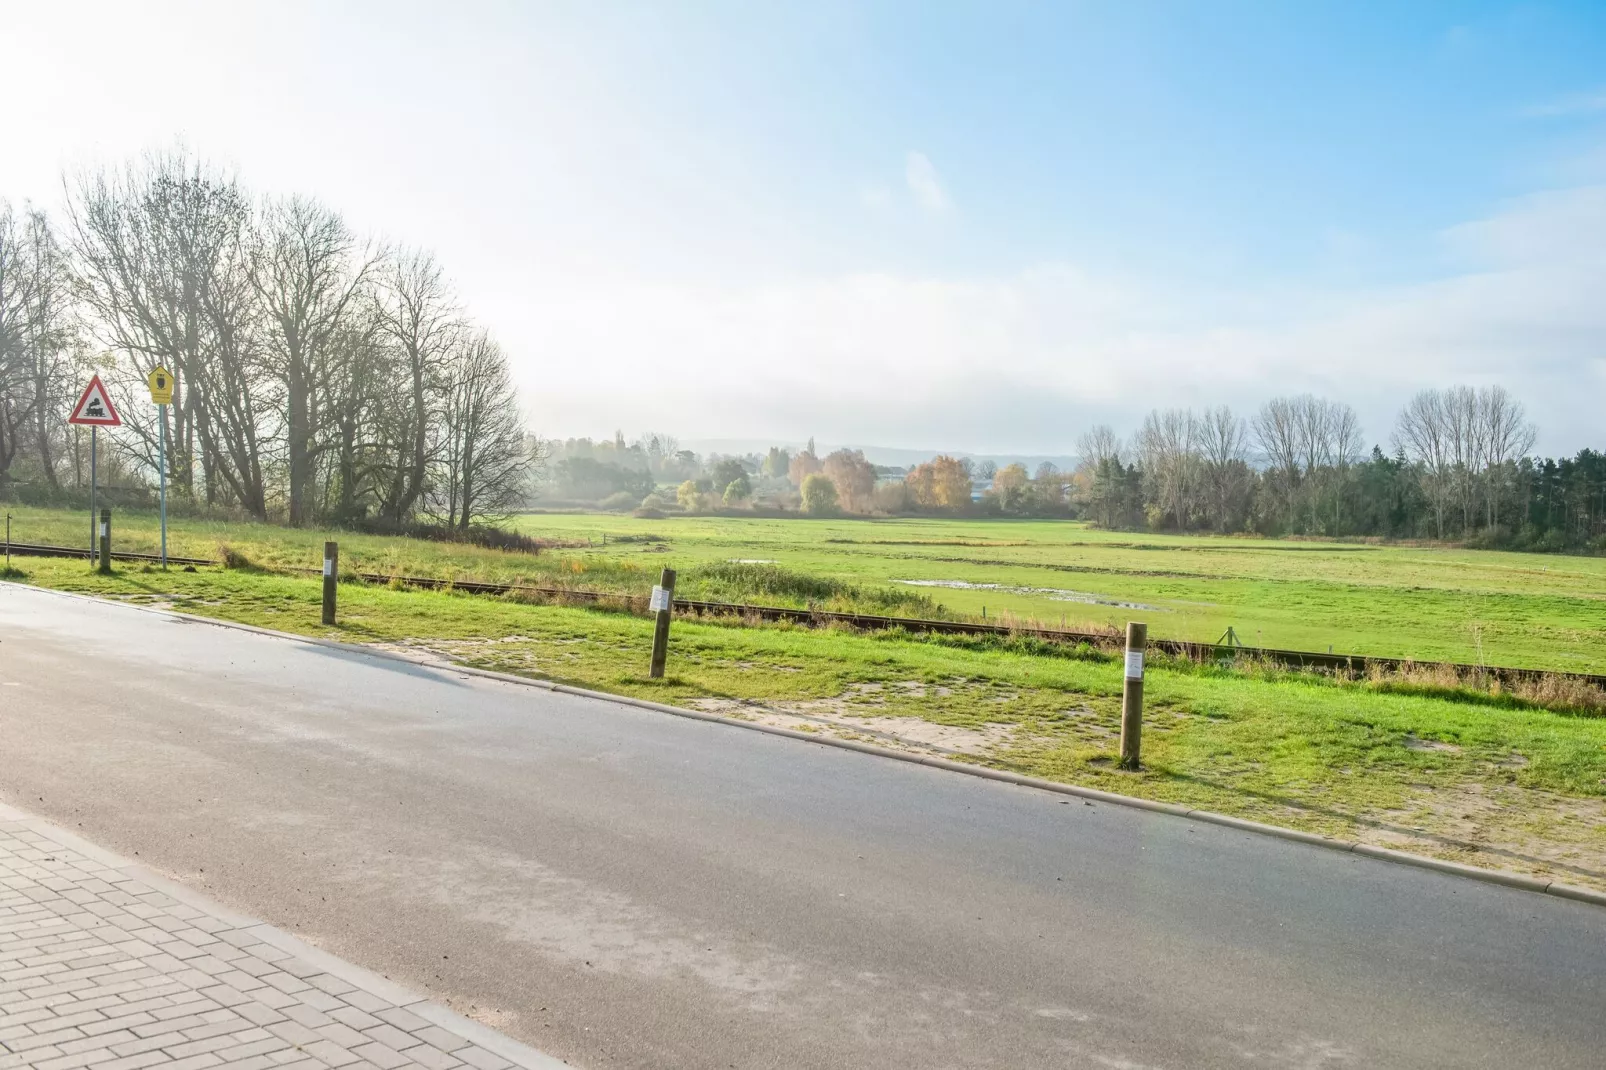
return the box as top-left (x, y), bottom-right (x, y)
top-left (322, 541), bottom-right (338, 625)
top-left (97, 509), bottom-right (112, 574)
top-left (1118, 621), bottom-right (1146, 770)
top-left (648, 567), bottom-right (677, 679)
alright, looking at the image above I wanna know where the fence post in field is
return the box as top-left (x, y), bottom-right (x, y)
top-left (648, 567), bottom-right (678, 679)
top-left (97, 509), bottom-right (112, 574)
top-left (322, 541), bottom-right (339, 625)
top-left (1118, 621), bottom-right (1147, 770)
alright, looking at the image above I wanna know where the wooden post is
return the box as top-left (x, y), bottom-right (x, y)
top-left (648, 567), bottom-right (677, 679)
top-left (1118, 621), bottom-right (1146, 770)
top-left (322, 541), bottom-right (338, 625)
top-left (97, 509), bottom-right (112, 574)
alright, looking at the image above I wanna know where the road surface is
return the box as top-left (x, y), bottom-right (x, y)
top-left (2, 582), bottom-right (1604, 1069)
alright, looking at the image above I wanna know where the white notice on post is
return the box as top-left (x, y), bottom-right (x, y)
top-left (649, 585), bottom-right (669, 612)
top-left (1124, 650), bottom-right (1144, 679)
top-left (323, 560), bottom-right (333, 577)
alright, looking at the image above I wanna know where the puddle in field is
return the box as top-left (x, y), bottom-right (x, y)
top-left (1404, 735), bottom-right (1462, 753)
top-left (894, 579), bottom-right (1162, 611)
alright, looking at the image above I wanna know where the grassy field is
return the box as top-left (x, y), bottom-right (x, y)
top-left (506, 513), bottom-right (1606, 672)
top-left (10, 504), bottom-right (1605, 672)
top-left (5, 503), bottom-right (1606, 892)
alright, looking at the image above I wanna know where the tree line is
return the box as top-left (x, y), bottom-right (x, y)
top-left (0, 150), bottom-right (535, 529)
top-left (1075, 389), bottom-right (1604, 551)
top-left (537, 396), bottom-right (1602, 553)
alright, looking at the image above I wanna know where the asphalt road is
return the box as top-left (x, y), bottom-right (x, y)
top-left (3, 583), bottom-right (1605, 1069)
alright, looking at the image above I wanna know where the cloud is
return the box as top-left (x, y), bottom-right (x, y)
top-left (858, 183), bottom-right (892, 209)
top-left (495, 181), bottom-right (1606, 456)
top-left (904, 151), bottom-right (949, 212)
top-left (1441, 186), bottom-right (1606, 265)
top-left (1522, 89), bottom-right (1606, 117)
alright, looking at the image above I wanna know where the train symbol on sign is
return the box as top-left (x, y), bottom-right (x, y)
top-left (68, 375), bottom-right (122, 427)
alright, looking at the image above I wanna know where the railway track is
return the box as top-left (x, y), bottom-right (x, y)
top-left (3, 541), bottom-right (214, 568)
top-left (7, 539), bottom-right (1603, 691)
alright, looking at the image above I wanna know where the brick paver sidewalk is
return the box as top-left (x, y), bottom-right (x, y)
top-left (0, 805), bottom-right (567, 1070)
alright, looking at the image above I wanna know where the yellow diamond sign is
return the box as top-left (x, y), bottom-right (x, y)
top-left (147, 366), bottom-right (175, 405)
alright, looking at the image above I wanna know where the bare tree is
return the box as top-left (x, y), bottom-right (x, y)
top-left (1196, 405), bottom-right (1248, 532)
top-left (1076, 424), bottom-right (1123, 469)
top-left (1442, 385), bottom-right (1483, 532)
top-left (1393, 389), bottom-right (1454, 538)
top-left (318, 299), bottom-right (388, 523)
top-left (637, 431), bottom-right (680, 476)
top-left (1305, 397), bottom-right (1362, 530)
top-left (21, 209), bottom-right (78, 488)
top-left (1252, 398), bottom-right (1301, 472)
top-left (373, 248), bottom-right (459, 523)
top-left (0, 203), bottom-right (80, 488)
top-left (1253, 397), bottom-right (1303, 529)
top-left (1477, 386), bottom-right (1536, 530)
top-left (252, 196), bottom-right (378, 525)
top-left (433, 331), bottom-right (528, 528)
top-left (66, 150), bottom-right (260, 506)
top-left (0, 202), bottom-right (34, 484)
top-left (1138, 408), bottom-right (1197, 529)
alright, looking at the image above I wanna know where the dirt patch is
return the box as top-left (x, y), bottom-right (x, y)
top-left (688, 698), bottom-right (1021, 757)
top-left (368, 641), bottom-right (461, 669)
top-left (1368, 783), bottom-right (1606, 890)
top-left (1403, 735), bottom-right (1461, 753)
top-left (1053, 707), bottom-right (1119, 742)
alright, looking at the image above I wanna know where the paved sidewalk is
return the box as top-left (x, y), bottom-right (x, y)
top-left (0, 805), bottom-right (569, 1070)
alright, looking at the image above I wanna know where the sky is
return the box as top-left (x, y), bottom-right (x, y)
top-left (2, 0), bottom-right (1604, 455)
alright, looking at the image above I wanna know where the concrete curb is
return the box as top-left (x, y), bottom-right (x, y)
top-left (0, 797), bottom-right (573, 1069)
top-left (9, 581), bottom-right (1606, 911)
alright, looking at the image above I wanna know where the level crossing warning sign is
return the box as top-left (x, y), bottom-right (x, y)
top-left (68, 375), bottom-right (122, 426)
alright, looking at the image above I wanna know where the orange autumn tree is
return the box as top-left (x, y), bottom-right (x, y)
top-left (822, 448), bottom-right (876, 512)
top-left (906, 455), bottom-right (973, 510)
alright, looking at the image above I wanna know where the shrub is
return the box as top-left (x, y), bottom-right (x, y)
top-left (347, 519), bottom-right (550, 554)
top-left (682, 561), bottom-right (945, 618)
top-left (215, 543), bottom-right (256, 570)
top-left (676, 480), bottom-right (700, 511)
top-left (722, 473), bottom-right (752, 505)
top-left (801, 473), bottom-right (837, 514)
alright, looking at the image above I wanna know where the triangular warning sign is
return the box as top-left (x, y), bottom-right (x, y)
top-left (68, 375), bottom-right (122, 427)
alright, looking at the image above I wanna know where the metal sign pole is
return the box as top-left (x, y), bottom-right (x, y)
top-left (90, 426), bottom-right (97, 564)
top-left (69, 375), bottom-right (123, 567)
top-left (159, 414), bottom-right (168, 568)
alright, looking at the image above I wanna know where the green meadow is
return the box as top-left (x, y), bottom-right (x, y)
top-left (510, 512), bottom-right (1606, 673)
top-left (9, 505), bottom-right (1606, 671)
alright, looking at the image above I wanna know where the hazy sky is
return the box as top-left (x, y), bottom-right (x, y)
top-left (3, 1), bottom-right (1604, 454)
